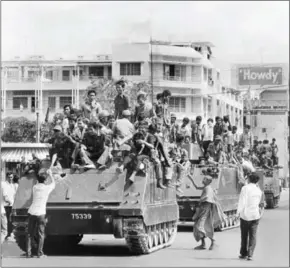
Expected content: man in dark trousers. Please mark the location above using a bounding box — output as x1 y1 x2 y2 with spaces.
114 80 130 119
236 172 263 261
26 169 55 258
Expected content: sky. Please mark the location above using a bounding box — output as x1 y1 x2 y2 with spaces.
2 1 289 84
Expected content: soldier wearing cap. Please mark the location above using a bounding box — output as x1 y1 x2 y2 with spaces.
207 135 224 163
45 125 76 169
114 80 130 120
133 91 154 123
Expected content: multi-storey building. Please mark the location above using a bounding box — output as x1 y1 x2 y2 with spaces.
1 41 243 128
231 63 289 177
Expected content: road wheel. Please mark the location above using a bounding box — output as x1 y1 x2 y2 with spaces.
266 197 274 208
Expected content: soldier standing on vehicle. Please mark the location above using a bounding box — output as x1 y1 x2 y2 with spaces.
240 125 253 151
114 80 130 120
81 90 102 121
26 169 55 258
270 138 279 165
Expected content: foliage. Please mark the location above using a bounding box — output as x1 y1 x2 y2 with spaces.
1 79 153 143
82 78 153 113
1 117 37 143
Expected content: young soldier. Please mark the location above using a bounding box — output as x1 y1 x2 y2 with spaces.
81 90 102 121
133 92 154 123
114 80 130 120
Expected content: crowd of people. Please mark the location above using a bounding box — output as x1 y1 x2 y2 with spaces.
1 79 283 260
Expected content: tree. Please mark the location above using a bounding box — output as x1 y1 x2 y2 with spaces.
82 78 153 113
1 117 37 143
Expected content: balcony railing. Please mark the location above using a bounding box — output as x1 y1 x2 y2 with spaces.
163 75 187 82
5 75 112 84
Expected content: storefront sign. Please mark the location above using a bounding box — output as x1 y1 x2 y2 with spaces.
238 66 283 86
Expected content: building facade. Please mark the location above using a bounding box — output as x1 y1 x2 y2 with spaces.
231 63 289 177
1 41 243 129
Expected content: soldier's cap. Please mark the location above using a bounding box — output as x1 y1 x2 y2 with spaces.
53 125 62 132
38 168 48 176
214 135 222 141
99 110 109 118
122 110 131 116
171 113 177 118
137 91 147 99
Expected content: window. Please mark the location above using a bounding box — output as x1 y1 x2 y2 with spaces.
207 97 212 115
62 70 70 81
46 71 53 80
88 67 104 77
217 72 220 81
169 97 186 113
72 70 83 76
59 96 72 108
7 68 19 79
120 63 141 76
13 97 28 109
48 97 56 111
13 91 34 96
27 71 37 81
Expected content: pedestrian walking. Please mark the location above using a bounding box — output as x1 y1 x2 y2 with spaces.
1 188 8 245
188 175 225 250
1 172 18 241
26 169 56 258
236 172 263 261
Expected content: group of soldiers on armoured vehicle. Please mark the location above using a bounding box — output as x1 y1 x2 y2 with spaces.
19 79 280 194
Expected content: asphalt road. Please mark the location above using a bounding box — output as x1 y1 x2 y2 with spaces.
2 190 289 267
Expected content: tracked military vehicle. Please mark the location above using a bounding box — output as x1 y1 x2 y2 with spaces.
178 164 243 231
256 167 281 209
11 152 179 255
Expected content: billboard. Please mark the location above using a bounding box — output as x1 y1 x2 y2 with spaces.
238 66 283 86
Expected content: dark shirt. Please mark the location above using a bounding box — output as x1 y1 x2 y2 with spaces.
83 132 105 156
213 123 227 138
47 134 73 158
207 142 223 162
132 132 156 156
114 94 130 119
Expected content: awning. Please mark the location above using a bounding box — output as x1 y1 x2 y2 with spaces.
1 148 49 163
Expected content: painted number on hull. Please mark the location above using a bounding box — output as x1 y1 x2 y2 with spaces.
71 213 92 220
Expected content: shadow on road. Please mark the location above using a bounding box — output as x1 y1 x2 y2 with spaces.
46 243 132 257
178 225 193 232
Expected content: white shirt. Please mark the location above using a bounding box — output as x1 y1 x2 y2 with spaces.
113 118 135 139
237 183 262 221
201 124 214 141
1 181 18 207
28 182 55 216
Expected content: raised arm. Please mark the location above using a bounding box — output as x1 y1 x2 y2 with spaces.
187 174 204 190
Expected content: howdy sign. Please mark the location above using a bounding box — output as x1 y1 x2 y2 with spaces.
238 67 283 86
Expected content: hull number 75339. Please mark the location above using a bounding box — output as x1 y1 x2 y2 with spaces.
71 213 92 220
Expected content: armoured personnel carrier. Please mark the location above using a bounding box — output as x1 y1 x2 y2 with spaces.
256 167 281 209
178 164 243 231
11 152 179 255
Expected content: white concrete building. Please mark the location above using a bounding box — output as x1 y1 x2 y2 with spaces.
1 41 243 128
231 63 289 177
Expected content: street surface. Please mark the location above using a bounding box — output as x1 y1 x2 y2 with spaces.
2 190 289 267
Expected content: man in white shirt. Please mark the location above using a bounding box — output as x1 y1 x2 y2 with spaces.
2 172 18 241
113 110 135 148
240 125 253 151
201 118 214 155
1 189 8 244
237 172 263 261
26 169 55 258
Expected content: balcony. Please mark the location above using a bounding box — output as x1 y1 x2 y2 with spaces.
4 75 112 91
